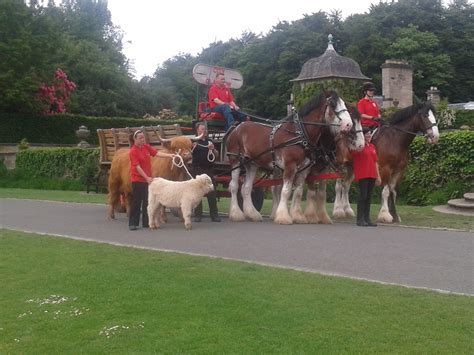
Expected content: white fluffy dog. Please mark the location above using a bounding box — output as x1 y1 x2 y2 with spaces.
148 174 214 230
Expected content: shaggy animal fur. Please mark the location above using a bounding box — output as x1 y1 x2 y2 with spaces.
147 174 214 230
107 136 193 220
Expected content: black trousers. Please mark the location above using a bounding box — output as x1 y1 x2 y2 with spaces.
357 178 376 223
192 166 219 218
129 181 149 228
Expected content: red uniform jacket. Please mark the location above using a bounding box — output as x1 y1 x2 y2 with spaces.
129 144 157 183
351 143 378 181
358 98 381 127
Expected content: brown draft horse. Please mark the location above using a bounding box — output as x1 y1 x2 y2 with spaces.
333 101 439 223
225 90 354 224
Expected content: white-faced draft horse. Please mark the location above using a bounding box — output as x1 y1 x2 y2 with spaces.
225 90 354 224
333 101 439 223
289 105 365 224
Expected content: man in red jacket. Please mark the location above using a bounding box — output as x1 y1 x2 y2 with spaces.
208 73 246 131
351 127 381 227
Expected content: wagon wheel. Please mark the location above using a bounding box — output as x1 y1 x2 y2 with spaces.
237 187 265 212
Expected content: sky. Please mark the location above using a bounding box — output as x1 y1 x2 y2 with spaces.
107 0 381 79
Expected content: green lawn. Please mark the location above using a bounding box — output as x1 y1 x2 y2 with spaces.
1 230 472 353
1 188 472 231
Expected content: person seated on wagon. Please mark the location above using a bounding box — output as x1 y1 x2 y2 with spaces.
208 73 247 131
358 82 382 128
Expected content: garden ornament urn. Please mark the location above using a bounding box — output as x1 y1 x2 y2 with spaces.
76 125 91 148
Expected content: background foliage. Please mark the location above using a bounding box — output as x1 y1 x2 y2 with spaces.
0 0 472 119
398 130 474 205
0 113 192 145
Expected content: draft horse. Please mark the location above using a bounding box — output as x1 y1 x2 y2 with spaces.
333 101 439 223
296 105 365 224
226 90 354 224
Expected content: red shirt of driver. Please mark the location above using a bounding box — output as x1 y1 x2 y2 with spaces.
208 84 234 109
129 144 157 183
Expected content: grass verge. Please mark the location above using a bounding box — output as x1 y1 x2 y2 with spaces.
1 230 472 353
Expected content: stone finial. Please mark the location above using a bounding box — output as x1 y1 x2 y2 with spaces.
327 34 335 51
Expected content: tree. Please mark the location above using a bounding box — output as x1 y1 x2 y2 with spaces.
387 25 454 97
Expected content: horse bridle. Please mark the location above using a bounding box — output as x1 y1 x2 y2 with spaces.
382 111 437 137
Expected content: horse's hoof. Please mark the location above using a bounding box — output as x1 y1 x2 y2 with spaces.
332 209 346 219
274 218 293 225
292 215 308 224
318 216 333 224
377 211 393 223
344 208 355 218
305 215 320 224
248 213 263 222
229 209 246 221
185 224 192 230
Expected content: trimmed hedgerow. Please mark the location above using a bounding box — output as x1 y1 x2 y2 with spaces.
398 130 474 205
15 147 99 182
0 113 193 145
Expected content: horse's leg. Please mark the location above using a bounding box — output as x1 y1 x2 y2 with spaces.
316 180 332 224
242 165 263 221
271 184 282 220
290 172 309 224
270 170 282 220
377 185 393 223
274 166 296 225
228 165 246 221
341 170 355 217
333 178 345 218
304 181 319 223
388 175 401 223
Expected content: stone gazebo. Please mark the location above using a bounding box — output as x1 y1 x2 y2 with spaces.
291 34 370 106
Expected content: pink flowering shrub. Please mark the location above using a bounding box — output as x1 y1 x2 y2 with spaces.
39 69 77 115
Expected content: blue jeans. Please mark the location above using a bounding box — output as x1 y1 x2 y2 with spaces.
209 104 247 131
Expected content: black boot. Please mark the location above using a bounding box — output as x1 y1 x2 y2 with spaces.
364 196 377 227
208 190 221 222
356 199 368 226
194 201 202 222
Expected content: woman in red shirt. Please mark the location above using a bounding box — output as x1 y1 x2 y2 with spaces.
128 130 174 231
351 127 381 227
357 82 382 128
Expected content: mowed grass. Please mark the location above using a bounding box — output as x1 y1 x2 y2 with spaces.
1 230 472 353
1 188 472 231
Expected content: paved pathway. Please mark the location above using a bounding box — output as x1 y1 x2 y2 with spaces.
1 198 473 295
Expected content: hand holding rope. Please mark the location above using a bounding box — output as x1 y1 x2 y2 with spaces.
172 152 194 180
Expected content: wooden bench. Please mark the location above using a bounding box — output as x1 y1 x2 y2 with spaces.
91 124 187 192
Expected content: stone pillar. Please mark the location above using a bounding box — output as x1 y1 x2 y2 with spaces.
426 86 441 106
381 60 413 109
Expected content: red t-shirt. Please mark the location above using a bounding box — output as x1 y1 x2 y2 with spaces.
358 98 381 127
208 84 234 108
129 144 157 183
351 143 378 181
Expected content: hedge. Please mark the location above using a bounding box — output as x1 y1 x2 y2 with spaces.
398 130 474 205
15 147 100 183
0 113 193 146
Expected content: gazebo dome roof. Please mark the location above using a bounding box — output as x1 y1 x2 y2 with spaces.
291 34 370 82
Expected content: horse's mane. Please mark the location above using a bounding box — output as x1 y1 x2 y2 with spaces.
388 102 436 125
298 91 339 117
347 103 361 121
